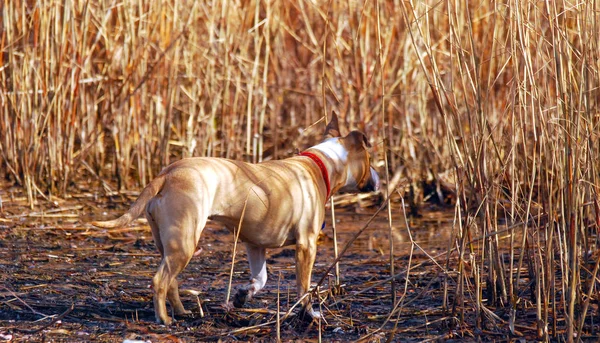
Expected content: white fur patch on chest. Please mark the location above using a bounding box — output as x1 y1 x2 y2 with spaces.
311 138 348 163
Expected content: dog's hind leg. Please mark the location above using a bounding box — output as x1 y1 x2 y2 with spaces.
149 207 207 325
152 253 182 324
167 278 190 315
233 244 267 308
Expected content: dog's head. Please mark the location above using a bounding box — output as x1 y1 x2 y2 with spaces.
317 113 380 194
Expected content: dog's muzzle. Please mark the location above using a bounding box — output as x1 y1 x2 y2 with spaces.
361 167 380 192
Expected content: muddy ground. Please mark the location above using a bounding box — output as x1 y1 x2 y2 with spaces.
0 181 546 342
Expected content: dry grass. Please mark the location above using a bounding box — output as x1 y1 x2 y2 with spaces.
1 0 600 340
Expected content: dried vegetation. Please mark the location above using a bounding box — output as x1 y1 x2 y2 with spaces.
1 0 600 341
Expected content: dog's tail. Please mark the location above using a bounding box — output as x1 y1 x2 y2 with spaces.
91 174 166 228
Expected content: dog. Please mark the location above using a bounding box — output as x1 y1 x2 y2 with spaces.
92 113 380 325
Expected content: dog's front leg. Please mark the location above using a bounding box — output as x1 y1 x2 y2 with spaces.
295 232 320 320
233 243 267 308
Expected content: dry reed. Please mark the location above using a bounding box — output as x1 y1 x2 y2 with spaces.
1 0 599 340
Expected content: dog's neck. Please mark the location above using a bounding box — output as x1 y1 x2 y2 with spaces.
306 138 350 195
298 151 331 199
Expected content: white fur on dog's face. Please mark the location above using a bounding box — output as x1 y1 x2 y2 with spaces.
312 137 377 192
312 138 348 163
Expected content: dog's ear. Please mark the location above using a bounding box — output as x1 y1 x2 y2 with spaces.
323 112 341 139
346 130 371 150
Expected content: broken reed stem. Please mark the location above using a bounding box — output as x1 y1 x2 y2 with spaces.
374 0 396 308
330 197 340 287
14 303 75 334
318 288 322 343
276 271 281 343
225 189 252 305
1 286 50 318
321 0 339 288
226 292 312 336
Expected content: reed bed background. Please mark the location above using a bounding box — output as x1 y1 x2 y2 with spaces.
1 0 599 340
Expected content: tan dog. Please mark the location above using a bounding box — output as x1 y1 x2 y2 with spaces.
92 114 380 325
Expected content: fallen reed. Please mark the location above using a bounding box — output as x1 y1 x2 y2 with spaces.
1 0 599 340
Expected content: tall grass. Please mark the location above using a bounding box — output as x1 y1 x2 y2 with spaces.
1 0 599 339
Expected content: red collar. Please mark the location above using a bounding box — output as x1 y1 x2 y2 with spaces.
299 151 331 200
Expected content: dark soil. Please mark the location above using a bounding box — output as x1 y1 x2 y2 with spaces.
0 182 539 342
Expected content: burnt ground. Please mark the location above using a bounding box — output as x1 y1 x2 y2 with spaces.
0 182 548 342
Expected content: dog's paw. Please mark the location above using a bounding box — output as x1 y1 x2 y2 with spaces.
233 287 253 308
310 309 322 319
175 309 193 316
157 316 173 326
222 301 236 313
298 306 322 322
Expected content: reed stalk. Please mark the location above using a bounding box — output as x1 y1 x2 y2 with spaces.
1 0 599 338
